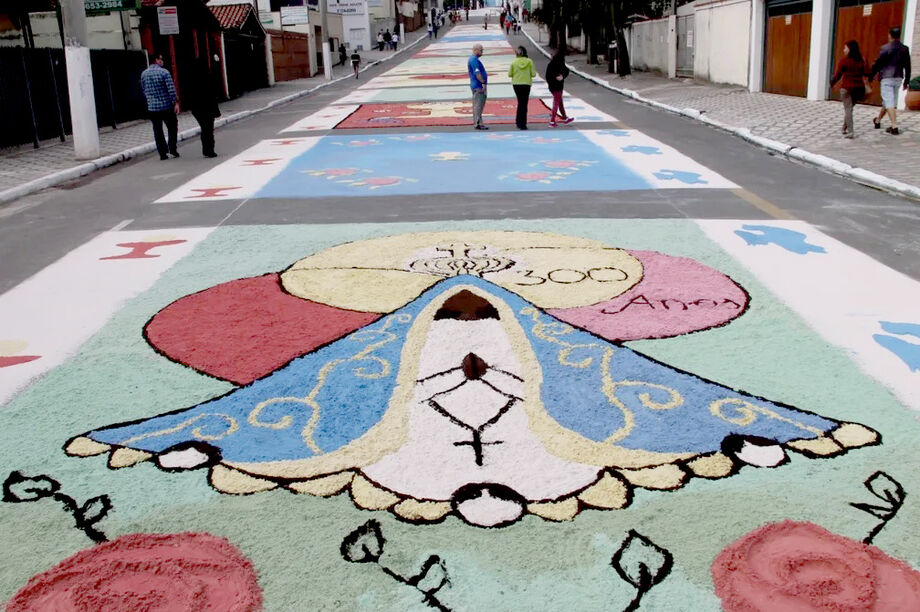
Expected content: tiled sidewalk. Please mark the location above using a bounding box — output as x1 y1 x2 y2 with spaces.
524 24 920 191
0 28 427 198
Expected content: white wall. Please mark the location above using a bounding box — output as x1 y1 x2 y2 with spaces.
628 18 670 74
9 11 141 50
693 0 751 86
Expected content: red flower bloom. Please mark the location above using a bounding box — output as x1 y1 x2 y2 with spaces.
712 520 920 611
7 532 262 611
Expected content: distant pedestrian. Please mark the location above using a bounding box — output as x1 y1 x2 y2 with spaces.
483 14 488 29
546 48 574 127
391 32 399 51
351 50 361 79
468 43 488 130
384 29 392 49
140 53 179 160
508 45 536 129
338 43 347 66
185 60 221 157
377 31 385 51
434 22 439 38
465 8 469 21
428 22 434 39
505 16 511 36
869 27 912 135
830 40 870 139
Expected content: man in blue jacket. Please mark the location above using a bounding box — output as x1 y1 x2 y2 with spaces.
468 44 488 130
870 27 912 135
140 54 180 160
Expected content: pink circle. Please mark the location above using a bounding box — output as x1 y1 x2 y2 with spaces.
548 250 749 340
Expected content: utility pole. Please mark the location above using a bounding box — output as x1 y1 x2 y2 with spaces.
320 0 332 80
60 0 100 159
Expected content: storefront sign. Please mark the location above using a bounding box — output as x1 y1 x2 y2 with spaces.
157 6 179 35
328 0 367 15
280 6 310 25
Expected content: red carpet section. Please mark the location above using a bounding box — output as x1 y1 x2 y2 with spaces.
144 274 379 384
337 99 552 129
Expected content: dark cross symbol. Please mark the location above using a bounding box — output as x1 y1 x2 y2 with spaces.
241 158 283 166
184 187 241 199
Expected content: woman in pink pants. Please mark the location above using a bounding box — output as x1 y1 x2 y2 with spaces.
545 49 574 127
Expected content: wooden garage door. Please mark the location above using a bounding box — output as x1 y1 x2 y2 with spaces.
832 0 905 105
764 4 813 97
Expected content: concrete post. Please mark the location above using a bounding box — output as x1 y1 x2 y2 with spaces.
60 0 100 160
667 14 677 79
264 33 275 86
748 0 764 92
220 32 230 98
400 22 405 46
806 0 833 100
320 0 332 80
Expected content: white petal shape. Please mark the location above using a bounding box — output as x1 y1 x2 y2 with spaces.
734 441 787 467
157 447 211 470
454 490 524 527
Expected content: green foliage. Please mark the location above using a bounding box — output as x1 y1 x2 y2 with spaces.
909 76 920 91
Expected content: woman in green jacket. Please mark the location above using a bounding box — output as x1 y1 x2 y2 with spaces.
508 46 537 129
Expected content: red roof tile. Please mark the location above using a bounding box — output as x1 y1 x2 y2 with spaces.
209 3 253 29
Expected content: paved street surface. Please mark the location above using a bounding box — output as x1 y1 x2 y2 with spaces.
2 18 920 611
524 22 920 190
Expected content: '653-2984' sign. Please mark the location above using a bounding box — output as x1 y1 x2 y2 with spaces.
85 0 140 15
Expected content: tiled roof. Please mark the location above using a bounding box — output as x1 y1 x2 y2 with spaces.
209 3 253 29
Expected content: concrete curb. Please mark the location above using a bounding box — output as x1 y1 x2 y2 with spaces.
0 33 428 206
523 28 920 202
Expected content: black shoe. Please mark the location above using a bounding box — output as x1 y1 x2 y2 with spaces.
518 126 528 130
873 118 881 129
160 155 169 160
885 127 900 135
204 152 218 158
475 125 489 130
169 151 180 158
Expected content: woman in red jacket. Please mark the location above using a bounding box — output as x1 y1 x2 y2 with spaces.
830 40 872 139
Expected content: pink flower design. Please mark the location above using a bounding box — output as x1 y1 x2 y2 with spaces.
7 533 262 612
515 172 550 182
543 160 578 168
323 168 359 177
712 521 920 611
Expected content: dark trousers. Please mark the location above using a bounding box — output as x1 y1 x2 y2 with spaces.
149 110 178 157
513 84 530 128
192 111 215 155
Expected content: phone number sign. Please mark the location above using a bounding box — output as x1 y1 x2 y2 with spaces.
85 0 140 14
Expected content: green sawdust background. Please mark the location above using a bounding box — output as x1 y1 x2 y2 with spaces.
1 219 917 611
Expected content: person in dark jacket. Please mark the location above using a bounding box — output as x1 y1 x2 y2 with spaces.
830 40 871 139
186 60 221 158
546 48 574 127
869 27 912 135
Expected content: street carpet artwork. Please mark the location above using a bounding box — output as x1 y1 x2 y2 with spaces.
155 130 737 202
2 220 920 610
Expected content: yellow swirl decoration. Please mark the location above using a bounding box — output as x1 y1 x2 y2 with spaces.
521 306 598 367
709 398 824 434
243 313 412 455
120 413 239 445
523 307 684 444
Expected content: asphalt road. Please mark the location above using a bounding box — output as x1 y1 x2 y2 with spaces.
1 27 919 295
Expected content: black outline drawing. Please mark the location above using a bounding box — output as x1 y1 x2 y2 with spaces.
850 471 906 544
341 520 451 611
611 530 674 612
2 471 111 543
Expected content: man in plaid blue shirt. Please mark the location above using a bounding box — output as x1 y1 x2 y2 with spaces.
141 54 180 160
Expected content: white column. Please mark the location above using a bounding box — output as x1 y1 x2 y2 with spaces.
61 0 100 160
667 14 677 79
749 0 764 92
264 33 275 86
806 0 833 100
220 32 230 98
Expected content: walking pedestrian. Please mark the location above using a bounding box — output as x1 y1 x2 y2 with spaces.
508 45 536 129
391 31 399 51
468 43 488 130
186 60 221 157
351 49 361 79
428 22 434 39
377 31 385 51
505 16 512 36
140 53 179 160
434 22 440 38
546 48 574 127
869 27 912 135
338 43 347 67
830 40 871 139
483 14 488 30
